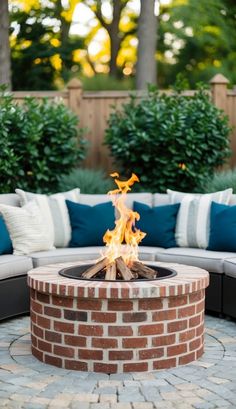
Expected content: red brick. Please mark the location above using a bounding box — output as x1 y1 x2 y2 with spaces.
30 311 37 324
38 339 52 353
45 330 62 343
138 324 164 336
138 299 163 310
31 300 43 314
153 358 176 370
94 363 117 374
123 337 148 349
92 338 118 349
77 299 102 310
196 323 204 337
178 305 195 318
64 310 87 321
167 320 187 333
179 351 195 365
44 306 61 318
189 290 204 303
139 348 164 360
123 312 147 323
109 350 133 360
196 300 205 313
189 337 202 351
37 292 50 304
65 360 88 371
108 326 133 337
152 310 176 321
189 314 201 328
123 362 148 372
54 345 75 358
37 316 51 329
91 312 116 323
30 289 36 300
54 321 74 333
65 335 87 347
108 300 133 311
32 346 43 361
79 324 103 337
179 329 195 342
32 324 43 338
196 345 204 359
45 354 62 368
52 295 73 308
167 343 187 356
31 334 37 347
168 295 187 308
152 334 176 347
78 349 103 360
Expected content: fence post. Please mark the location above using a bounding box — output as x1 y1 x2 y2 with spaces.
210 73 229 113
67 78 83 116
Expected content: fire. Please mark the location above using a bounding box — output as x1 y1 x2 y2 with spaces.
103 172 146 266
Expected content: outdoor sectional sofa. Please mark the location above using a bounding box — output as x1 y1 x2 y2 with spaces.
1 192 236 321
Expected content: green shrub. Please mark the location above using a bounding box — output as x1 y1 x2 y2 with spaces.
105 83 231 193
0 88 86 193
201 168 236 193
59 168 114 194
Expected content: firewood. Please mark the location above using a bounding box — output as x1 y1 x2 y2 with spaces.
116 256 134 280
105 263 117 280
131 261 157 279
82 257 109 279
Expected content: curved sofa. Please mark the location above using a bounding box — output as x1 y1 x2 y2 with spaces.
1 192 236 321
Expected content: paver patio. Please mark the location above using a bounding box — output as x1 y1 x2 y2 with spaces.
0 315 236 408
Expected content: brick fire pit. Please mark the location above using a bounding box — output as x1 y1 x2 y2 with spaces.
28 261 209 373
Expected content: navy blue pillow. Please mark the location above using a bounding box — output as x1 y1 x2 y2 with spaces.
133 201 180 248
208 201 236 252
0 216 13 255
66 200 115 247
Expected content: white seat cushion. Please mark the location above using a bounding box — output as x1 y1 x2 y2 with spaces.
224 258 236 278
0 255 33 280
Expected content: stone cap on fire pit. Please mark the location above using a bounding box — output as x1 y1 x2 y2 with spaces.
27 261 209 300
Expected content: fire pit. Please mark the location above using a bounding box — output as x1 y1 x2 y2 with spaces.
28 173 209 372
28 261 209 373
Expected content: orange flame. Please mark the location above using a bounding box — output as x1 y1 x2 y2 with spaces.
103 173 146 266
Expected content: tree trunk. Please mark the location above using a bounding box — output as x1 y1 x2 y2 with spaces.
108 1 122 78
136 0 157 90
0 0 11 89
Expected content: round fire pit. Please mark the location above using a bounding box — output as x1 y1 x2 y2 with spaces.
28 261 209 373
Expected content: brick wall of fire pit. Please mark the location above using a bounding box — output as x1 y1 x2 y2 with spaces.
28 261 209 373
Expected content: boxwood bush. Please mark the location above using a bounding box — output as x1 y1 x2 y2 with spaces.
0 88 86 193
105 84 231 192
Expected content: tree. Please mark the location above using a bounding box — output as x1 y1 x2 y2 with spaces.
136 0 157 89
0 0 11 88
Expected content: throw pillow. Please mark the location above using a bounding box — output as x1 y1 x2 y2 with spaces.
0 201 54 255
0 216 13 255
167 188 233 248
15 188 80 248
66 200 115 247
133 201 180 248
208 202 236 252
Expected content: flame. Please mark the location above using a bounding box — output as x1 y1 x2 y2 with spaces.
103 173 146 266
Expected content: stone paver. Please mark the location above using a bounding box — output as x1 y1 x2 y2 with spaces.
0 315 235 408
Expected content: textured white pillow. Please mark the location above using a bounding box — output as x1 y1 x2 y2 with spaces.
0 201 54 255
167 188 233 249
15 188 80 248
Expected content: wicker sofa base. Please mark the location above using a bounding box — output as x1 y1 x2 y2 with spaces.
0 275 30 321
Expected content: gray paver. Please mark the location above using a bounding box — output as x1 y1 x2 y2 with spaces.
0 315 235 409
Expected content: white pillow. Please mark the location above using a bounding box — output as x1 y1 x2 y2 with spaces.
0 201 54 255
15 188 80 248
167 188 233 248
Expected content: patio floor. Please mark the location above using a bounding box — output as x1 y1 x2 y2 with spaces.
0 315 236 409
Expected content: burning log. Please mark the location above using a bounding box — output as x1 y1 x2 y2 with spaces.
130 261 156 279
105 262 116 280
116 256 134 280
82 257 109 279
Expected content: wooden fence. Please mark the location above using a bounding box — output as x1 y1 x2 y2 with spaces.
12 73 236 172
